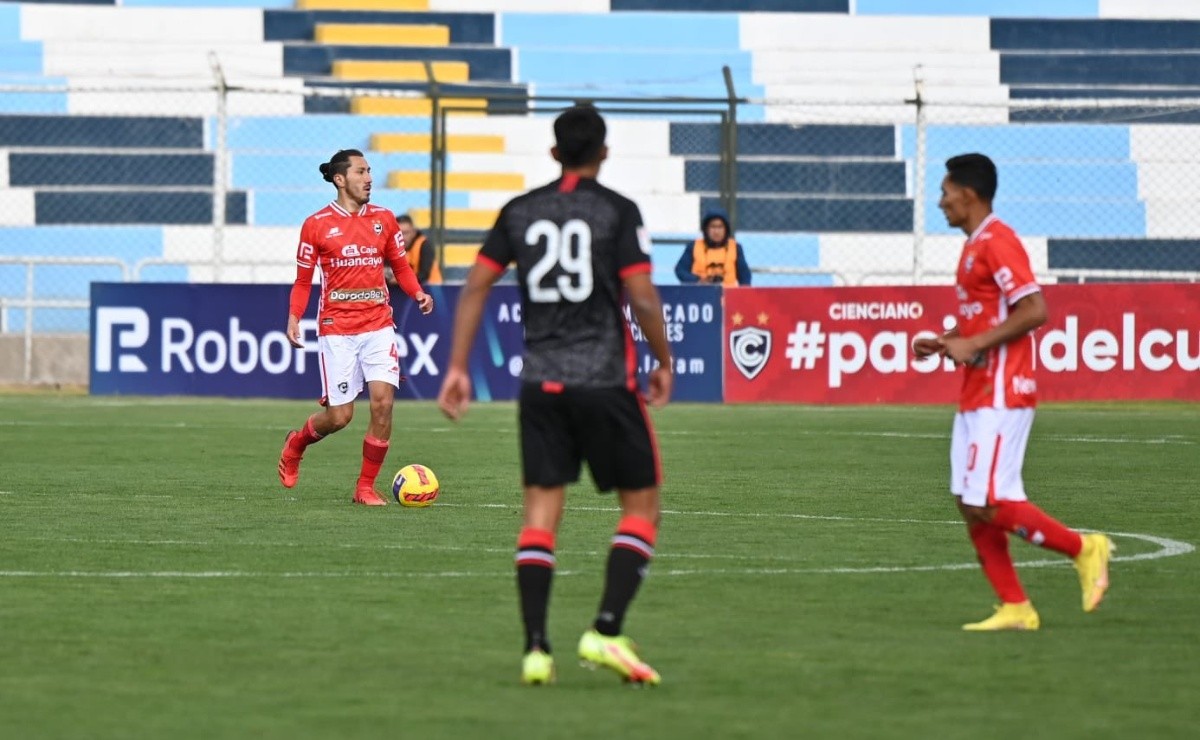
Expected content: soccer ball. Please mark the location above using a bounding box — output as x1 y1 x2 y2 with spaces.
391 464 439 507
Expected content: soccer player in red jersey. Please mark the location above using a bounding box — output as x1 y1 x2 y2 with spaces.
277 149 434 506
437 106 673 685
913 153 1114 630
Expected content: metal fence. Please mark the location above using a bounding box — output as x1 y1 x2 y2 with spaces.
3 76 1200 346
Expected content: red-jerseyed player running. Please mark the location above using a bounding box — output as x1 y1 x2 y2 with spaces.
913 153 1113 630
278 149 434 506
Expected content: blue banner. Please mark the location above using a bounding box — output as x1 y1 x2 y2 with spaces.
633 285 723 402
90 283 724 401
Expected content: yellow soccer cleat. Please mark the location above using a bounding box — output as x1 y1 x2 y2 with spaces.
577 629 661 685
962 601 1040 631
521 649 555 686
1074 533 1115 612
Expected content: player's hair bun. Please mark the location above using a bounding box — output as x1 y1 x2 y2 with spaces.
319 162 333 182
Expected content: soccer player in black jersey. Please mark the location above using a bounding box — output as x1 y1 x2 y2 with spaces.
437 105 673 686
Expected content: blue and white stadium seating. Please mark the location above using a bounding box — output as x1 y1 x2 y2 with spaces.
2 0 1199 331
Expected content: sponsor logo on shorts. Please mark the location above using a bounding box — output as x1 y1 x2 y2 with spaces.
338 381 349 394
328 288 387 303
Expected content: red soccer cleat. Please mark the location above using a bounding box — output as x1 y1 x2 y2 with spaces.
353 486 387 506
278 430 302 489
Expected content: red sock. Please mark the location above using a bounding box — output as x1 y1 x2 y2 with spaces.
292 416 323 452
357 435 389 489
614 515 658 554
968 522 1027 604
991 501 1083 557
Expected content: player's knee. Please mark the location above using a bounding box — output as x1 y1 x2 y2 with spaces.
522 485 565 531
326 406 354 431
620 486 660 524
956 499 992 526
371 399 393 422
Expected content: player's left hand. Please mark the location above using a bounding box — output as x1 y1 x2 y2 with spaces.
645 365 673 407
940 336 984 365
911 336 943 358
416 291 434 315
285 315 303 349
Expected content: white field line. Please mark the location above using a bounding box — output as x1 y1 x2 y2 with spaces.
2 502 1190 579
0 418 1190 444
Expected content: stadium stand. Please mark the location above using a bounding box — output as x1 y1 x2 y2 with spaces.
2 0 1200 338
995 18 1200 115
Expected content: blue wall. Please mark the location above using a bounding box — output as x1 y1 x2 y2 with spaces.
10 153 214 187
688 161 905 195
0 115 203 148
991 19 1200 49
501 13 740 50
0 41 42 74
264 10 494 43
707 196 912 232
283 44 512 81
613 0 847 10
36 192 247 226
673 123 896 157
231 152 429 188
859 0 1096 16
0 4 19 40
900 124 1129 160
221 115 428 151
1049 240 1200 271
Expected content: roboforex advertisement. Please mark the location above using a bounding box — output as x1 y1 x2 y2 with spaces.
89 283 723 402
90 283 450 400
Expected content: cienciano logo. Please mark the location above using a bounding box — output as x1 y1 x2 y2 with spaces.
730 326 771 380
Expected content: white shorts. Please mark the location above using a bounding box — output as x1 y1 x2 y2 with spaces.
950 407 1034 507
317 327 400 407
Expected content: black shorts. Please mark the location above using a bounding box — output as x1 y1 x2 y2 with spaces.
519 382 661 492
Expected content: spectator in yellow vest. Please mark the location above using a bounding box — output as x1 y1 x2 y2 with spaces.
674 208 751 286
387 213 443 286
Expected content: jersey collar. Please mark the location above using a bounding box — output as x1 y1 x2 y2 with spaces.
966 213 998 245
329 202 368 217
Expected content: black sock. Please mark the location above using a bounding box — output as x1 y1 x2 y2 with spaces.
594 518 656 637
516 527 556 653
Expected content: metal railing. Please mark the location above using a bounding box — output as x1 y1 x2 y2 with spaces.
4 73 1200 342
0 256 129 382
425 65 743 256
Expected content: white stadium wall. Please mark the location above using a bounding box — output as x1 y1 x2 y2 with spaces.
1099 0 1200 19
19 6 265 43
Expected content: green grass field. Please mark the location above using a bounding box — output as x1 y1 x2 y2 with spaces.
1 394 1197 739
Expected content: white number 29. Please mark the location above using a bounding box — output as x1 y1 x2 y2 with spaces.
525 219 593 303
